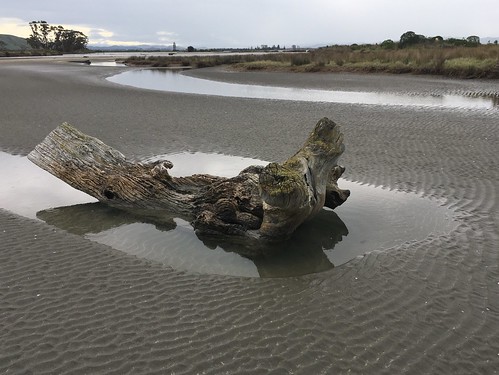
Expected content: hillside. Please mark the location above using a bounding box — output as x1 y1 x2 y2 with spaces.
0 34 31 50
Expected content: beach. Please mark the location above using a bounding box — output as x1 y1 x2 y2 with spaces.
1 57 499 374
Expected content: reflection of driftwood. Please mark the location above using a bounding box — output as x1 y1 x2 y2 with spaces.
37 203 348 277
253 209 349 277
200 208 349 276
28 118 349 241
37 203 178 235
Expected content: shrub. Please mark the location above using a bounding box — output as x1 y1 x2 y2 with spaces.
237 60 288 70
380 39 396 50
291 55 311 66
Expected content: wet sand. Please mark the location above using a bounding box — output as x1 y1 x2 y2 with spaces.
1 58 499 374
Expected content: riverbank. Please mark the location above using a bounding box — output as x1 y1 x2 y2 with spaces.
1 59 499 374
124 44 499 79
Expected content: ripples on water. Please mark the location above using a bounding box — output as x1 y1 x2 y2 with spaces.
0 152 457 278
107 69 497 109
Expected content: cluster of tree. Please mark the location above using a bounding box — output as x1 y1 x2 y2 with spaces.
380 31 482 49
26 21 88 53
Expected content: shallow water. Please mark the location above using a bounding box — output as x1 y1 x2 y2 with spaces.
0 151 457 277
89 61 125 67
108 69 497 109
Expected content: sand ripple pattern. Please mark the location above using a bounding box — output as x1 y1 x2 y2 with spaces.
1 62 499 374
2 173 499 375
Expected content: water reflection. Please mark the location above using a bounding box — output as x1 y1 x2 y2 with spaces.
89 61 125 67
0 151 458 278
37 203 349 278
199 208 349 277
108 69 497 109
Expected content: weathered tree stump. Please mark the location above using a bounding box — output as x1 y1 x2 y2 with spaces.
28 117 350 241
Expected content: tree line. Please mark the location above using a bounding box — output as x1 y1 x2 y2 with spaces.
27 21 88 53
379 31 485 50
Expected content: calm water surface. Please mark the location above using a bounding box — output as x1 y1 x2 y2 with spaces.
0 151 457 277
90 61 126 67
108 69 497 109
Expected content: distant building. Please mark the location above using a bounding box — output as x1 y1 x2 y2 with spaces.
173 42 176 51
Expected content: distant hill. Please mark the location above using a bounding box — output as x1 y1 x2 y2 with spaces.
0 34 31 50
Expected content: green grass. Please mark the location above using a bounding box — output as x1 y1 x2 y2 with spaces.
443 57 498 78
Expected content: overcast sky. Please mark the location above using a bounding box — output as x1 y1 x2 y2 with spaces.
1 0 498 48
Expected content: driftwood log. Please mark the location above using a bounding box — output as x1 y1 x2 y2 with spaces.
28 117 350 242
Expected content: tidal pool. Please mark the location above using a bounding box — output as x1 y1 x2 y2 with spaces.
0 151 457 278
108 69 497 109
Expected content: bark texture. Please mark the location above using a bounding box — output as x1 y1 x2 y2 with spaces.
28 117 350 241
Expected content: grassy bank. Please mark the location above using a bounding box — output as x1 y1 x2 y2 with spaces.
125 45 499 79
304 45 499 78
0 49 62 57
